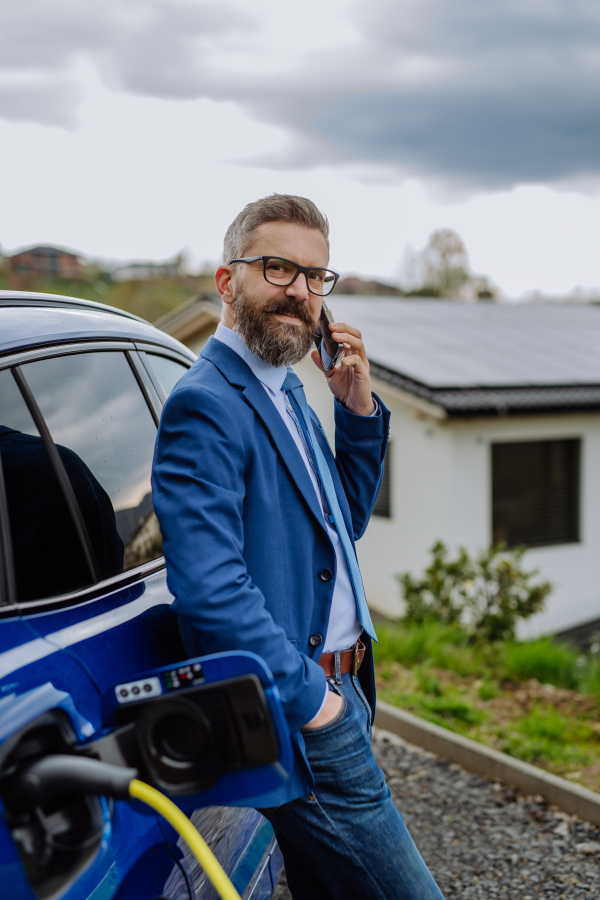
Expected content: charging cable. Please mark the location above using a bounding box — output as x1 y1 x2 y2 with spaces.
2 756 242 900
129 778 242 900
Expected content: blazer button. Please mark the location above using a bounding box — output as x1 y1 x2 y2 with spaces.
309 634 323 647
319 568 333 582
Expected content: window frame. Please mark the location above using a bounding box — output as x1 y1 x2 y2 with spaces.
0 340 190 617
134 342 195 404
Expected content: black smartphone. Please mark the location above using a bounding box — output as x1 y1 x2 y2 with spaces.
315 299 344 371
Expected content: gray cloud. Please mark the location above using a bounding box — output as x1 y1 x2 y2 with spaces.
0 0 255 124
1 0 600 191
314 82 600 188
0 78 80 127
312 0 600 188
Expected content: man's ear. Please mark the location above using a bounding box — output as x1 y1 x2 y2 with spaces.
215 265 234 305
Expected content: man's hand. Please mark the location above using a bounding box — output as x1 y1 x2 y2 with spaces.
310 319 376 416
301 689 344 731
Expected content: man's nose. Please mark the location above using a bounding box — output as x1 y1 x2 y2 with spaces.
285 272 310 301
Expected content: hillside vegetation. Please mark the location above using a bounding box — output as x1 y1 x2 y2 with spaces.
0 272 214 324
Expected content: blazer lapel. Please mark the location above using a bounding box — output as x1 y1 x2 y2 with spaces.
201 338 327 531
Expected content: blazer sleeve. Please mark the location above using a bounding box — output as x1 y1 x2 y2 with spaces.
332 392 391 540
152 381 327 734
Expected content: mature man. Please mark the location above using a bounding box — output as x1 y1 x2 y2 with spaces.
152 195 444 900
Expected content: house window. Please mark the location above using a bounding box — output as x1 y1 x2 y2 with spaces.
492 439 580 547
373 446 391 518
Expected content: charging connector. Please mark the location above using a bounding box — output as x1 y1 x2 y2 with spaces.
2 754 136 813
1 755 242 900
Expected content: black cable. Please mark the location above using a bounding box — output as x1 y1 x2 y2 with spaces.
156 813 194 900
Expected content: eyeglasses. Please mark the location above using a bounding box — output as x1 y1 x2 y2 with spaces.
229 256 339 297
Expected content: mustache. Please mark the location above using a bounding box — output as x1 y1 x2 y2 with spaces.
261 299 318 329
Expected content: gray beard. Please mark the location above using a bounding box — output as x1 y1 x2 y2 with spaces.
232 287 317 368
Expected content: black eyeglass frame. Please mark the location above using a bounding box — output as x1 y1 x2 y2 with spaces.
228 256 340 297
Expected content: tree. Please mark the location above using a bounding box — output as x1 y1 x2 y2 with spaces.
421 229 470 298
401 228 486 299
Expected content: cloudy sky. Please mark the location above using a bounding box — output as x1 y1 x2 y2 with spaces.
1 0 600 297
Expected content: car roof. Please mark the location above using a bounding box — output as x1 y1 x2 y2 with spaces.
0 290 196 360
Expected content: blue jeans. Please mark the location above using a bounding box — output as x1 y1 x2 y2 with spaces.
259 673 445 900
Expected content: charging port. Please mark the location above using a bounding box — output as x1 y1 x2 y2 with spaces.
0 710 105 900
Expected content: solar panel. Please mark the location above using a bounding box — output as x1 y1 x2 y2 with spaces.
328 298 600 388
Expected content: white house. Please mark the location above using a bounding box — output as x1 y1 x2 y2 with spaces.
156 297 600 640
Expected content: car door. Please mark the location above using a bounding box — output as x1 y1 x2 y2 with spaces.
0 341 191 900
0 339 280 900
2 344 185 697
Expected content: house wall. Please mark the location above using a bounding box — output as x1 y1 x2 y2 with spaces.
301 361 600 638
449 414 600 638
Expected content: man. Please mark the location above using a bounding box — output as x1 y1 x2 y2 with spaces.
152 195 444 899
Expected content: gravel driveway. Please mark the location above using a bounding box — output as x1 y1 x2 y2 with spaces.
273 727 600 899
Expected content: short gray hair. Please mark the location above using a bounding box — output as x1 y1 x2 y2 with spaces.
223 194 330 263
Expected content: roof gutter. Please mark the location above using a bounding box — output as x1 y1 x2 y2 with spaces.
369 360 600 418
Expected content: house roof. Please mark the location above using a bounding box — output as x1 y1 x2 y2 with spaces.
10 245 80 259
327 298 600 417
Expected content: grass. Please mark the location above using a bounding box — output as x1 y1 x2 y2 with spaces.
373 621 600 792
502 637 579 689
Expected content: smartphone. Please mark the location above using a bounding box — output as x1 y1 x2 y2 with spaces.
315 299 344 371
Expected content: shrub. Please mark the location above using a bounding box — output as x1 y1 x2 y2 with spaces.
397 541 552 642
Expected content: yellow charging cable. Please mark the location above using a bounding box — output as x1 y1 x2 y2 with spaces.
129 778 242 900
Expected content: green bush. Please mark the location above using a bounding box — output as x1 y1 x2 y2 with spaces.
397 541 552 642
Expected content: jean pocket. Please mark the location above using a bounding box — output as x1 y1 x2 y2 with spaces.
301 693 348 736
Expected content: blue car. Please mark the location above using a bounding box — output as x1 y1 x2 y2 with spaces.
0 290 284 900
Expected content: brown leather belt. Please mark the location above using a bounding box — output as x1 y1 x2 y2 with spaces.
317 639 365 679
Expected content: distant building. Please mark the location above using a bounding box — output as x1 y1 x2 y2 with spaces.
8 245 85 280
112 253 185 282
158 295 600 640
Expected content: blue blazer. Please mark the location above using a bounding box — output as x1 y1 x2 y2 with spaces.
152 337 390 806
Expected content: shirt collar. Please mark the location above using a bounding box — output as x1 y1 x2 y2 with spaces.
215 323 288 394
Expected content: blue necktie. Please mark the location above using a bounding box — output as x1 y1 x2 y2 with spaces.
281 370 377 642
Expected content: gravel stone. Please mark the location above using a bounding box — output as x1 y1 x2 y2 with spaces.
273 726 600 899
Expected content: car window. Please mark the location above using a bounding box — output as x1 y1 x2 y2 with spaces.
21 351 162 575
146 354 190 397
0 368 94 602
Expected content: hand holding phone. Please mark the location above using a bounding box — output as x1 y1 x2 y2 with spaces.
314 300 344 371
